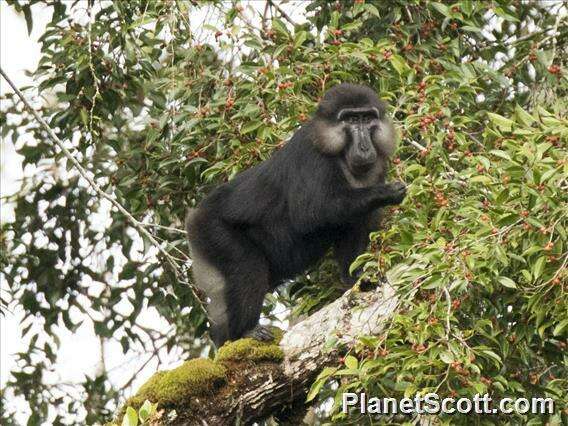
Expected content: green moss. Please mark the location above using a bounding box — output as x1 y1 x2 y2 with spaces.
127 358 227 408
215 328 284 363
119 328 285 420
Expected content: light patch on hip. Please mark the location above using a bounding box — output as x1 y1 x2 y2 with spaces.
188 242 228 328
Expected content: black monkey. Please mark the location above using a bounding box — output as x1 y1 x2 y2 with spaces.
186 83 406 347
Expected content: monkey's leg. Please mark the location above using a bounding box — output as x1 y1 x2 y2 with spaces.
334 210 383 287
200 217 272 344
224 246 271 342
334 226 369 287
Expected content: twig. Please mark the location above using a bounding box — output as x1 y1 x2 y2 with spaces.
86 2 100 140
141 222 187 234
0 66 205 313
121 339 169 391
405 138 427 152
267 0 297 27
262 1 269 32
442 286 452 340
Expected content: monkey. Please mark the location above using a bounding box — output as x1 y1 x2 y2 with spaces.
186 83 406 347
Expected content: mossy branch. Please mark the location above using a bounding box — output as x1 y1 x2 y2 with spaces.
119 283 398 425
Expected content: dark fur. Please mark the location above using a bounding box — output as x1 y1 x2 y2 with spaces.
186 83 406 347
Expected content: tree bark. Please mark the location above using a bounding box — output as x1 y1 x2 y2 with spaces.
182 283 398 425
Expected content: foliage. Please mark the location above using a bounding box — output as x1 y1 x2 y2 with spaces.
1 0 566 424
116 400 158 426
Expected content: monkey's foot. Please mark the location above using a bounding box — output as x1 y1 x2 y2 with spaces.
358 278 377 292
244 324 274 342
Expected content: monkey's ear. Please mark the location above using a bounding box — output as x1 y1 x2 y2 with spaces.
313 121 346 155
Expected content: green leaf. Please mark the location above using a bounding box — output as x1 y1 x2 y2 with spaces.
122 407 138 426
432 2 450 17
536 50 554 67
469 175 492 184
306 367 336 402
552 319 568 336
440 351 454 364
306 378 324 402
22 5 33 35
490 150 511 161
462 26 481 33
294 31 307 48
515 104 535 126
487 112 514 132
138 400 155 422
390 55 409 76
344 355 358 370
241 121 263 135
271 18 289 37
498 276 517 289
80 108 89 128
532 256 546 281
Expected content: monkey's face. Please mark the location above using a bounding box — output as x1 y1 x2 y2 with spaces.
311 84 396 187
314 105 395 186
339 107 394 177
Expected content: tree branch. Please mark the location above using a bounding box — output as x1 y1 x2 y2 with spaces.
144 283 398 425
0 67 205 312
267 0 298 27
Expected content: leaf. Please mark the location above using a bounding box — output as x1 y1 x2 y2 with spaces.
80 108 89 128
306 367 336 402
470 175 492 185
552 319 568 336
344 355 358 370
138 400 155 422
462 25 481 33
349 253 373 275
440 351 454 364
294 31 307 48
306 378 325 402
240 121 263 135
532 256 546 281
432 2 450 17
487 112 514 132
271 18 289 37
498 276 517 289
122 407 138 426
364 3 380 18
515 104 535 126
490 150 511 161
22 5 33 35
536 50 554 67
390 55 409 76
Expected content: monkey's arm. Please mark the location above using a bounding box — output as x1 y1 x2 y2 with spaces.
291 181 405 233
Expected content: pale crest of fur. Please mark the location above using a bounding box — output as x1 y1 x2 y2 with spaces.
374 118 396 157
314 121 346 154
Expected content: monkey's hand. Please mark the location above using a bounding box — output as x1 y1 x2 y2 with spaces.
378 181 407 205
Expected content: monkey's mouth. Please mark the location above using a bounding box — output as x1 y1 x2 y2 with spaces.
349 160 374 176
